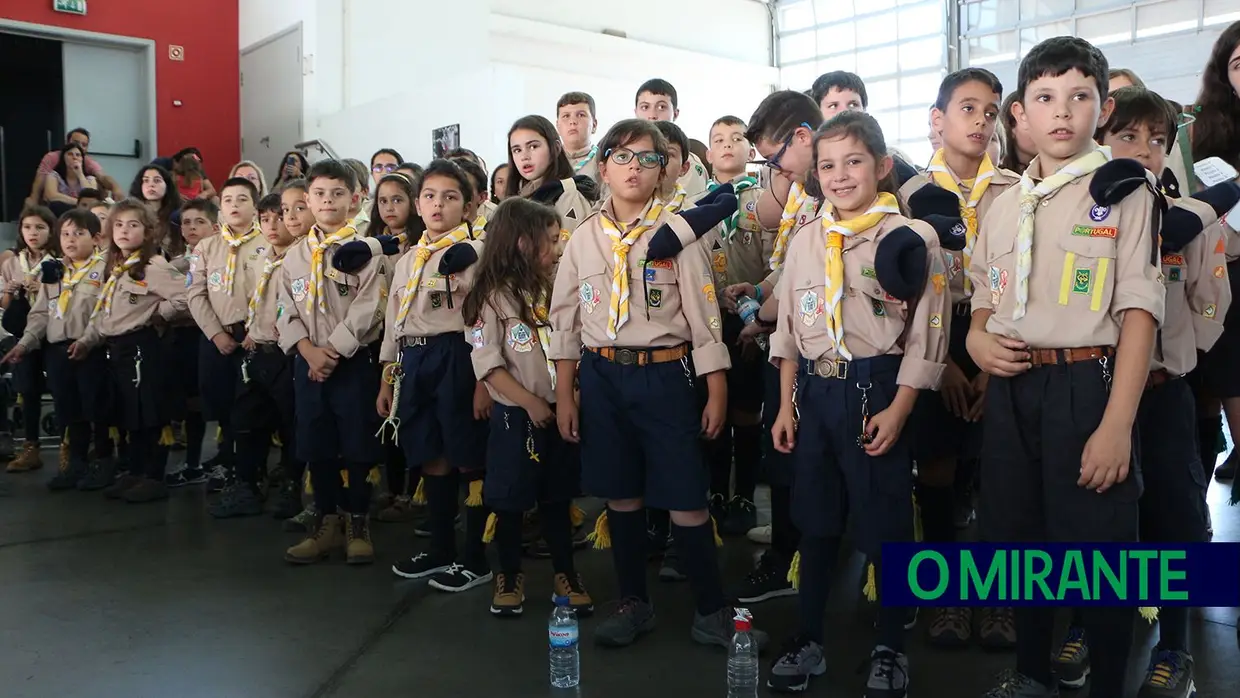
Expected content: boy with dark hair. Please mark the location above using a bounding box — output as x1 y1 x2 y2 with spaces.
277 159 388 564
76 188 104 209
449 156 492 228
912 66 1021 649
634 78 709 197
966 37 1164 698
557 91 601 181
810 70 868 117
342 158 372 229
187 177 265 512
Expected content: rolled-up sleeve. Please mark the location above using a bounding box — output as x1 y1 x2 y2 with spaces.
897 227 950 390
676 240 730 375
1111 188 1165 327
548 236 583 361
769 273 798 365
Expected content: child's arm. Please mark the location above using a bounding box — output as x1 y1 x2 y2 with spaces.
1188 224 1230 351
200 178 217 201
769 267 799 453
895 239 949 391
674 240 730 376
378 262 404 365
276 259 310 356
186 243 229 348
3 284 48 363
965 210 1031 376
147 258 190 321
548 237 583 442
328 257 387 359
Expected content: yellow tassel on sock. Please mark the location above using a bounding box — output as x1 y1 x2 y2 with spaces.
570 504 586 528
15 394 21 406
586 510 611 549
215 425 223 442
109 426 120 443
788 551 801 590
482 512 498 543
1139 607 1160 623
340 469 349 488
158 425 175 446
711 516 724 547
271 433 282 447
464 479 484 507
912 493 924 543
366 466 381 486
303 469 313 495
412 477 427 505
862 562 878 602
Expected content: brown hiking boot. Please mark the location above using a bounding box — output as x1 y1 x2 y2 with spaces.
377 495 419 523
122 478 169 503
58 440 70 472
553 572 594 617
103 473 143 499
345 515 374 565
6 442 41 473
490 573 525 617
285 514 344 564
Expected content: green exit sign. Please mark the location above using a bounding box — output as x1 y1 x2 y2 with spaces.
53 0 86 15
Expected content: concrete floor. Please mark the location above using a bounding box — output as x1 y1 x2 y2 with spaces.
0 451 1236 698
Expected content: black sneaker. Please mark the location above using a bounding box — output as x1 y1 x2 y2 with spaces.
646 527 670 559
391 552 453 580
270 480 303 520
1138 647 1195 698
658 541 687 582
732 550 797 604
1216 451 1236 480
48 458 89 491
768 635 826 693
984 669 1060 697
1052 626 1089 689
594 597 656 647
165 466 207 488
428 562 493 593
720 496 758 536
862 646 909 698
208 483 264 518
77 459 116 491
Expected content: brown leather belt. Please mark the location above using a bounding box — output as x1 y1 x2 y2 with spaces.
586 343 689 366
1145 369 1173 390
1027 346 1114 367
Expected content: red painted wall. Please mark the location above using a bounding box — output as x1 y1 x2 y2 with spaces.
2 1 240 185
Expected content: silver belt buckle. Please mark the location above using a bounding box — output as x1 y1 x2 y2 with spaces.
406 336 427 347
813 359 847 379
614 348 639 365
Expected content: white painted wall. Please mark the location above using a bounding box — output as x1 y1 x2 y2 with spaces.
239 0 776 177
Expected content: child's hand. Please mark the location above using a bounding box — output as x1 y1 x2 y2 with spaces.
376 382 394 418
473 382 493 421
863 404 911 457
241 335 256 352
1079 421 1131 493
525 397 554 428
557 398 580 444
702 393 726 439
967 330 1032 377
2 345 25 364
302 345 339 377
737 321 772 346
772 407 796 453
940 360 973 419
67 342 87 360
212 332 239 356
966 372 989 422
722 283 756 313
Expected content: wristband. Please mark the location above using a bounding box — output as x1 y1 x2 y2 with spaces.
754 284 764 303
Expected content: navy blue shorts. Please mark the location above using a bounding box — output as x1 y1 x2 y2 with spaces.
762 361 794 487
724 313 765 415
908 302 982 462
1138 377 1208 543
484 403 579 512
107 327 172 431
293 349 381 464
790 355 914 556
578 348 708 512
233 345 295 435
45 340 109 426
979 359 1142 543
396 334 488 469
198 324 244 421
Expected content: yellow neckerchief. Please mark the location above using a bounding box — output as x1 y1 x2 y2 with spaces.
18 249 53 281
770 181 813 270
306 223 358 314
57 250 105 318
91 251 142 319
1013 146 1111 319
472 212 488 240
819 193 901 360
525 291 556 391
395 223 472 327
246 252 285 329
219 221 261 294
599 197 667 339
662 185 688 215
928 149 994 295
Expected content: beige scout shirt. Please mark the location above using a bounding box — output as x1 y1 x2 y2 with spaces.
379 239 484 364
84 256 189 343
921 165 1021 304
187 227 266 339
968 159 1165 348
1 250 51 298
696 179 772 295
769 214 950 390
762 191 823 293
568 145 600 184
276 230 388 359
246 249 288 345
468 292 556 407
1156 220 1230 375
677 152 710 199
548 197 731 376
20 256 107 349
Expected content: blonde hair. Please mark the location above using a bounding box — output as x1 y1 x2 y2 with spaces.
228 160 269 197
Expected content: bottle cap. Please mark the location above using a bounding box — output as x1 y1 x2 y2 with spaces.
553 595 570 607
734 618 752 632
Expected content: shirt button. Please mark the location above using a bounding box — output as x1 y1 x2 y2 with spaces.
1040 200 1050 207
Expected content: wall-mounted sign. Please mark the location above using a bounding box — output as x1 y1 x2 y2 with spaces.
53 0 87 15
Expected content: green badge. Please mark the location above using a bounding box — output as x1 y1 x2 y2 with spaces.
861 266 877 279
1167 267 1182 282
1072 268 1092 294
871 298 886 317
336 282 349 296
648 288 663 308
431 292 443 309
276 302 284 319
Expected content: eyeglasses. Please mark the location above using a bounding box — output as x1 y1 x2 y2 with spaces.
372 163 398 174
750 122 811 173
604 148 665 169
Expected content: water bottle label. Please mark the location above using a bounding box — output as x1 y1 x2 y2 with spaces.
549 626 578 648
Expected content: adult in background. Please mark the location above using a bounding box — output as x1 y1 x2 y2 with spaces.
41 143 98 216
228 160 269 198
27 128 123 206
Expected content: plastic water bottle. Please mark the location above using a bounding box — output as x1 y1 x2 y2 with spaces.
737 295 769 352
727 608 759 697
549 596 580 688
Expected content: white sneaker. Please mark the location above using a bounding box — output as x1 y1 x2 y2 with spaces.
747 523 772 545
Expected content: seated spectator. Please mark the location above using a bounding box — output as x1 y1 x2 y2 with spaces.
42 143 98 216
271 150 309 190
172 147 217 201
28 128 123 206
